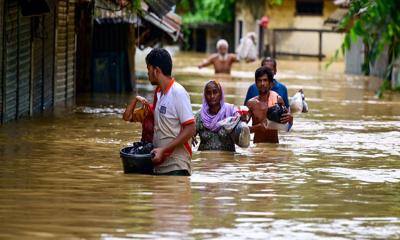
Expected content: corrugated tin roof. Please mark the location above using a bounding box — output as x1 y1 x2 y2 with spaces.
94 0 182 44
143 0 179 17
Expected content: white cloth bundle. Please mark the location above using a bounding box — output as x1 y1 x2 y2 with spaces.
266 119 290 132
218 116 250 148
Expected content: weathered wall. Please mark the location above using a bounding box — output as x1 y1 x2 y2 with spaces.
392 57 400 89
235 0 345 58
0 0 76 124
345 38 364 75
0 0 4 122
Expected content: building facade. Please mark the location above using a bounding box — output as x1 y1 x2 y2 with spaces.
0 0 181 124
0 0 77 124
235 0 345 60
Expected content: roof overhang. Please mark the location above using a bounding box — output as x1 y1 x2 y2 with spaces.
94 0 182 43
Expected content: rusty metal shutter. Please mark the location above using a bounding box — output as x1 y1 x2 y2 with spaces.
32 17 44 114
43 0 56 110
17 12 31 117
3 0 18 122
54 0 67 104
0 0 4 123
66 0 75 101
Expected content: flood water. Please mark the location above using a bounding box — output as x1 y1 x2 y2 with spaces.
1 52 400 239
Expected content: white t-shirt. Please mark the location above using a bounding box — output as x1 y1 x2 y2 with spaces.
153 79 194 174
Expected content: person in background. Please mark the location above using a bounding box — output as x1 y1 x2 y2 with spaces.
133 48 196 176
246 66 292 143
198 39 239 74
236 32 257 63
244 57 289 108
194 80 239 152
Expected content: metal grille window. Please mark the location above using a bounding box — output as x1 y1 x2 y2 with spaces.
296 0 323 16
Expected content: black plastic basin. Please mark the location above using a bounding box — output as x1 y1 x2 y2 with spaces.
120 146 153 174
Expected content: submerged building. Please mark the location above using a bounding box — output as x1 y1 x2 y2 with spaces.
235 0 345 60
0 0 181 124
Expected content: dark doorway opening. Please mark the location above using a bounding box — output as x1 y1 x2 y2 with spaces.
91 22 132 93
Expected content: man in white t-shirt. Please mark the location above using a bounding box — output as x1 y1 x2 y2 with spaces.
135 48 195 176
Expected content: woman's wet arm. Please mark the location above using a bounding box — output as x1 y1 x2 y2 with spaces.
122 98 138 121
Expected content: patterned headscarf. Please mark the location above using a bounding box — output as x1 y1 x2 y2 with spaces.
200 80 237 132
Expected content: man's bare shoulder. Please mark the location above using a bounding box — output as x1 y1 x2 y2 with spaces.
208 53 219 61
246 96 259 108
229 54 239 62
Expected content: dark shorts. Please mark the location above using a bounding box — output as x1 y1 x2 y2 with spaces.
154 170 191 176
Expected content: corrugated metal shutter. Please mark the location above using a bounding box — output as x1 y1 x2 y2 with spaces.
0 0 4 123
144 0 178 17
66 0 75 101
54 0 67 104
32 17 44 114
17 12 31 117
43 0 56 110
3 0 18 123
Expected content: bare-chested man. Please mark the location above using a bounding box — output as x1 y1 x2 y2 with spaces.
246 66 293 143
198 39 239 74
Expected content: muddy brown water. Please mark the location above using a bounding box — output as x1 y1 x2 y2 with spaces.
1 52 400 239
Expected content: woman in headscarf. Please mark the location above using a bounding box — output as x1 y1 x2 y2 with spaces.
194 80 239 151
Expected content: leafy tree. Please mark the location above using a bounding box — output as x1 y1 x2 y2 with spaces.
178 0 235 25
338 0 400 83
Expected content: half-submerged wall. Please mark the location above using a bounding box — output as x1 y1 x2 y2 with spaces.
0 0 76 124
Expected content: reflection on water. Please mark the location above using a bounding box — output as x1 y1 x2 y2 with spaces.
1 52 400 239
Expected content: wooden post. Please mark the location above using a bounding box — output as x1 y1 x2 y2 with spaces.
318 31 322 61
258 25 264 58
272 29 276 58
0 0 3 123
127 24 136 90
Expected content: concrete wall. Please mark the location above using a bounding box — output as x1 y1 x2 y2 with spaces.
345 39 390 80
370 46 389 79
392 57 400 89
234 0 262 49
345 38 364 75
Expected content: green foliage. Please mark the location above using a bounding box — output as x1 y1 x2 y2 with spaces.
375 79 392 98
179 0 236 25
338 0 400 78
268 0 284 6
130 0 142 13
180 25 192 50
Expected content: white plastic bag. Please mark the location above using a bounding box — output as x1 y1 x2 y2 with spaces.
289 89 309 114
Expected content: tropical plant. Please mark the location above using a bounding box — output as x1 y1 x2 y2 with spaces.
337 0 400 81
179 0 236 25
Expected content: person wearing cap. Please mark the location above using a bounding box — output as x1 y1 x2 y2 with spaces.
198 39 239 74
